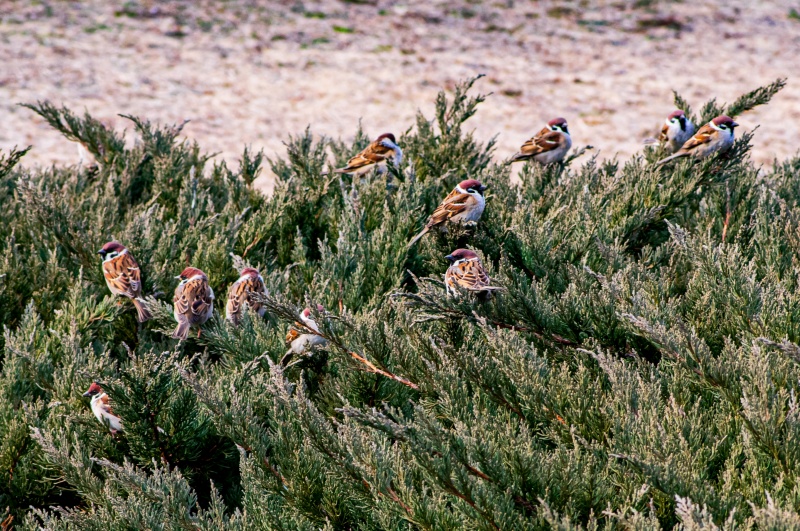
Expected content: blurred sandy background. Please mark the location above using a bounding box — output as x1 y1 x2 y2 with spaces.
1 0 799 192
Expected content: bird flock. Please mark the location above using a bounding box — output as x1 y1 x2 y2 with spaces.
84 109 740 432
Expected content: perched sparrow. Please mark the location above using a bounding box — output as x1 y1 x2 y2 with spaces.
654 110 696 153
444 248 503 299
280 305 327 366
172 267 215 340
510 117 572 164
83 382 122 434
333 133 402 176
407 179 487 248
657 115 739 166
98 241 151 322
226 267 268 325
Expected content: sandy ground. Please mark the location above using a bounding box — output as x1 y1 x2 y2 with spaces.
1 0 799 192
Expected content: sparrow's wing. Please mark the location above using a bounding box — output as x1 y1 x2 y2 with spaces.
175 279 213 325
658 122 670 143
678 123 716 152
226 279 246 321
285 324 302 346
227 277 267 321
248 277 267 314
103 252 143 297
335 141 393 173
426 191 477 228
98 393 116 417
450 260 493 291
517 129 564 157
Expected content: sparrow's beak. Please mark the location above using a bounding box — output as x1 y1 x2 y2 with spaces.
731 121 739 128
478 185 487 193
82 390 92 397
97 250 106 257
175 275 182 280
445 254 455 262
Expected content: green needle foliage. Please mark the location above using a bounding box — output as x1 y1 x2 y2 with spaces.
1 76 799 529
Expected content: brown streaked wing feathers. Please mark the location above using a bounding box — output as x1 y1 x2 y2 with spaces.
338 141 393 172
175 278 212 326
679 123 715 152
453 261 492 290
98 393 115 416
227 277 264 319
518 129 563 157
426 191 475 228
226 280 246 320
103 252 142 297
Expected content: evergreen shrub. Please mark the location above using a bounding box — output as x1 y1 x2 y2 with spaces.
2 76 799 529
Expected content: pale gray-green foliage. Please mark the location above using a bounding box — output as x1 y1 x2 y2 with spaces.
1 77 799 529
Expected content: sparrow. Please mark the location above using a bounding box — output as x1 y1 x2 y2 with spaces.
510 117 572 164
98 241 151 322
280 305 327 366
444 248 503 299
407 179 487 248
656 115 739 166
653 110 696 153
172 267 215 340
333 133 403 175
83 382 123 434
225 267 268 325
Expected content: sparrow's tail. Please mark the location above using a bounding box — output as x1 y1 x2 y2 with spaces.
509 152 529 164
172 320 190 340
406 227 430 249
132 298 152 323
656 152 687 166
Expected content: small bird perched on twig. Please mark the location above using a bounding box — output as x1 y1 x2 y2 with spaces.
656 115 738 166
172 267 214 340
98 241 151 322
332 133 402 176
225 267 268 325
407 179 487 248
645 109 695 153
510 117 572 165
444 248 503 299
280 306 327 367
83 382 123 434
